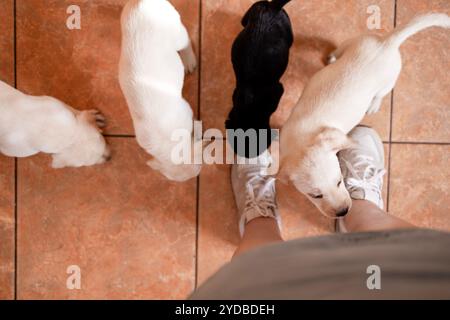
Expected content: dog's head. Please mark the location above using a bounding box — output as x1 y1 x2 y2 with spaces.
241 0 290 27
51 114 110 169
279 127 353 218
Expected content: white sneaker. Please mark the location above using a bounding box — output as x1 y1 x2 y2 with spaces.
231 152 281 237
337 126 386 232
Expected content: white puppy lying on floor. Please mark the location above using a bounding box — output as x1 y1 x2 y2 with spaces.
279 13 450 218
119 0 200 182
0 80 110 168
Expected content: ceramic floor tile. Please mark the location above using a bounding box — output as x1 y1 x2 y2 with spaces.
16 0 199 135
200 0 394 141
0 0 14 85
0 156 15 300
392 0 450 143
382 143 390 209
17 138 197 299
0 0 15 300
389 144 450 230
6 0 450 300
197 163 240 286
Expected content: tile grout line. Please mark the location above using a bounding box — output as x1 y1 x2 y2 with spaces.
386 92 393 212
103 134 135 138
13 0 17 88
390 141 450 145
194 0 203 290
194 170 200 290
13 159 17 300
386 0 397 213
13 0 18 301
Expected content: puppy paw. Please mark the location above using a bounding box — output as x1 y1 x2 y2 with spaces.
84 109 106 131
180 48 197 74
184 55 197 74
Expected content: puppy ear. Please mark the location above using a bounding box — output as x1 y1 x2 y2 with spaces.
316 127 354 153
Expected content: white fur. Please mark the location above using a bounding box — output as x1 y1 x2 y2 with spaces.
280 13 450 218
0 80 110 168
119 0 200 182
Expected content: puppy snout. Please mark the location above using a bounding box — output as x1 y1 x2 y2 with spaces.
336 207 349 217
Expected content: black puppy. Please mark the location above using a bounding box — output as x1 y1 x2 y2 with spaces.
226 0 293 158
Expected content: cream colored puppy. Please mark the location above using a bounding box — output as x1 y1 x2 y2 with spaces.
280 13 450 218
119 0 200 182
0 80 110 168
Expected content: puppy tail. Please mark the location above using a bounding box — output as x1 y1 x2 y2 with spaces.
270 0 291 10
384 13 450 48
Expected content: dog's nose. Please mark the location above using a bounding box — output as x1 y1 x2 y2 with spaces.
336 207 349 217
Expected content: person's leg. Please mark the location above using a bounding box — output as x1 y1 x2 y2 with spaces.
343 199 415 232
337 126 416 233
231 152 284 258
233 217 283 257
232 126 416 256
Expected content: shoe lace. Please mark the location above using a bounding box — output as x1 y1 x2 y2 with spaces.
341 151 385 198
243 168 277 218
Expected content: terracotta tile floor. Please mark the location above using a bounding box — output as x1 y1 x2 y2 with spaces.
0 0 449 299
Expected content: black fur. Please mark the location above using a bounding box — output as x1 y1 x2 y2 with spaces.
225 0 293 158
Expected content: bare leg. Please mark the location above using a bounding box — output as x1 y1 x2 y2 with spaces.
233 217 283 258
344 199 415 232
233 199 415 258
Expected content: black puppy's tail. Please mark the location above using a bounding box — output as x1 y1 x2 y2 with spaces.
270 0 291 10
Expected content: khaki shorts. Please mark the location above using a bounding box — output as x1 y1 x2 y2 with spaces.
191 229 450 299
